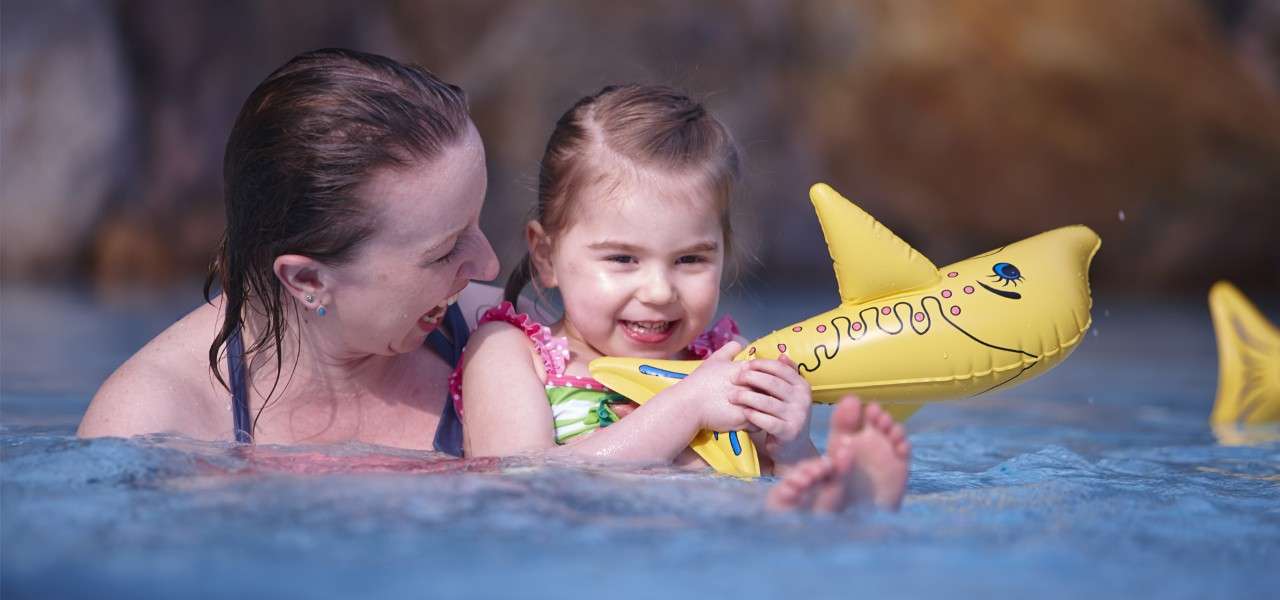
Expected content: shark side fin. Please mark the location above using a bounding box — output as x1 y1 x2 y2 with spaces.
1209 281 1280 427
810 183 941 305
588 357 695 406
589 357 761 477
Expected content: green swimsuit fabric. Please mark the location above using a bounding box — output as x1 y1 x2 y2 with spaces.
547 386 632 443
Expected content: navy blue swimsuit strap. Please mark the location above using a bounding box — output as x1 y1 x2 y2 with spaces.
426 303 470 457
227 329 253 443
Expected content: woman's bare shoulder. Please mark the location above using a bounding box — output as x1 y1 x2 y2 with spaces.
78 300 232 440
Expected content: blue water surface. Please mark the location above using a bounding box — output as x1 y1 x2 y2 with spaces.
2 283 1277 599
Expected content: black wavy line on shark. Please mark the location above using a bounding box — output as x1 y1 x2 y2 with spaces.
793 305 896 371
795 296 1037 382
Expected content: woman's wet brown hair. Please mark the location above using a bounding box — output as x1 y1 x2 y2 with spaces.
204 48 470 432
504 84 741 304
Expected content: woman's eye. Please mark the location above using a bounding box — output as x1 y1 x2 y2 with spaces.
606 255 635 264
427 237 466 266
434 246 460 265
989 262 1023 286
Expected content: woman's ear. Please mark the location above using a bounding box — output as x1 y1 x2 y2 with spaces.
273 254 329 310
526 221 557 289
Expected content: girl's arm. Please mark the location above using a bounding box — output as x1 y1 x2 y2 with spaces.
462 326 748 464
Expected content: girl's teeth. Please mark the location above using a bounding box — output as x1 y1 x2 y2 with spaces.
626 321 670 333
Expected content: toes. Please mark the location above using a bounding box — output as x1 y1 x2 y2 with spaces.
793 462 821 487
829 439 857 472
867 404 894 432
766 483 802 511
812 456 837 481
830 395 866 435
895 439 912 458
887 422 906 444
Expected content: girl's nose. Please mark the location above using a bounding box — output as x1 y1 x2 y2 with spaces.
464 228 501 282
637 268 677 305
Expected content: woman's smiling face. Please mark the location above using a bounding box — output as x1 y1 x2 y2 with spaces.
538 171 725 360
327 125 499 356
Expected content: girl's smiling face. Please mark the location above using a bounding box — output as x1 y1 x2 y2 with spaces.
533 172 725 360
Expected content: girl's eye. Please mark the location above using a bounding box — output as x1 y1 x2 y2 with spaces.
677 255 707 265
606 255 635 264
989 262 1023 286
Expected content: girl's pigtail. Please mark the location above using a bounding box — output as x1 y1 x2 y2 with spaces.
504 253 535 304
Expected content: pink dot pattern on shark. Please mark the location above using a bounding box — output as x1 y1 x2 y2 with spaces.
948 271 959 278
881 306 891 315
951 306 962 316
942 290 952 298
964 286 975 294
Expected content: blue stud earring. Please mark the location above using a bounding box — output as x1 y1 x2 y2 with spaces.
305 294 326 316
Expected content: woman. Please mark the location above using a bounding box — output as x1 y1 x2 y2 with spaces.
80 48 500 452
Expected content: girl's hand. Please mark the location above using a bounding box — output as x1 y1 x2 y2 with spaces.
676 341 753 432
729 355 818 465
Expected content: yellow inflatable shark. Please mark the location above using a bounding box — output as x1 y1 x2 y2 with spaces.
1208 281 1280 445
591 183 1101 477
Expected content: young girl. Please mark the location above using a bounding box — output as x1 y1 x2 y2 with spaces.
457 85 909 508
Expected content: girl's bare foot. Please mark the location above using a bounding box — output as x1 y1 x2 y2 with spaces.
766 396 910 513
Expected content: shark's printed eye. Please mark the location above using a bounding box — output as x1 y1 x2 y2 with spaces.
990 262 1023 286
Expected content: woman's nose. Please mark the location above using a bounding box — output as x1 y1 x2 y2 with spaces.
465 230 501 282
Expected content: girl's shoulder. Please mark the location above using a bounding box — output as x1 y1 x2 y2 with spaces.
462 301 565 381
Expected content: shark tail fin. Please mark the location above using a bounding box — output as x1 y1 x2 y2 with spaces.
1209 281 1280 427
589 357 761 478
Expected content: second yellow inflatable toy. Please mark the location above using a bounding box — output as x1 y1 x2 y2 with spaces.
591 183 1102 477
1207 281 1280 445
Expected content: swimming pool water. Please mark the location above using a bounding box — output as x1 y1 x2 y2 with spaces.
2 284 1277 599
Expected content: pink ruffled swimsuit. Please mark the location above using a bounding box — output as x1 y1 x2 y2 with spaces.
450 301 740 444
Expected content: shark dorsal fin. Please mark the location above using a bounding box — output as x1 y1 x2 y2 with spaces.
810 183 941 305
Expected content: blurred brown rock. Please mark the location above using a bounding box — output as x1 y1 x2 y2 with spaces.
1 0 131 279
2 0 1276 293
797 0 1280 292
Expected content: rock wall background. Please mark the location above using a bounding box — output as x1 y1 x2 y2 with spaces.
3 0 1277 293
